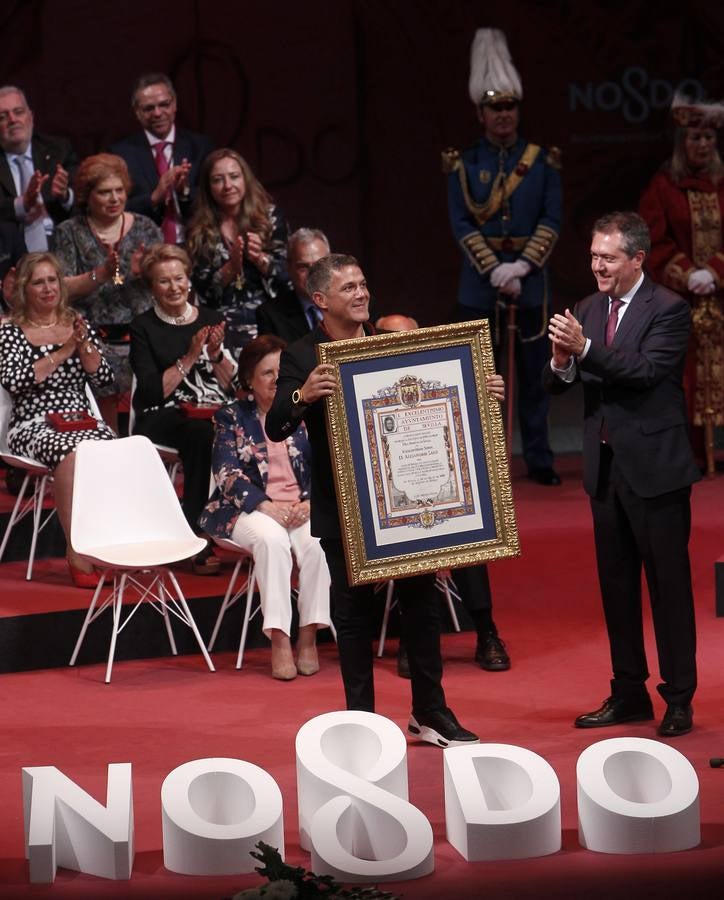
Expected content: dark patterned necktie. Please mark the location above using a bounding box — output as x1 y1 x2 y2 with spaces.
605 299 624 345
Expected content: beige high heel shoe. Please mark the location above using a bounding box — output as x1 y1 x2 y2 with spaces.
271 630 297 680
296 623 320 676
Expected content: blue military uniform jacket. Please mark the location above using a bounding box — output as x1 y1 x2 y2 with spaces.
445 136 561 312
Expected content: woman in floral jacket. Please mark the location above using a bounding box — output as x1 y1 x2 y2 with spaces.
200 334 331 680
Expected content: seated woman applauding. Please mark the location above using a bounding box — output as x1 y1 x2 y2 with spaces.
129 243 238 574
0 252 115 587
51 153 163 432
200 335 331 680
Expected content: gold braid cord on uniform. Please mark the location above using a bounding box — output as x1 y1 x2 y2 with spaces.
461 232 499 275
521 224 558 268
442 144 541 226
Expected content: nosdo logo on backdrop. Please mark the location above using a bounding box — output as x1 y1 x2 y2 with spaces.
569 67 704 129
21 711 701 885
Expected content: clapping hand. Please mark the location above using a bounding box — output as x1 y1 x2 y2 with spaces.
229 235 245 273
23 170 48 219
188 325 210 362
173 158 192 195
50 164 70 202
206 321 225 359
2 266 17 307
245 232 267 267
130 243 146 278
72 315 90 347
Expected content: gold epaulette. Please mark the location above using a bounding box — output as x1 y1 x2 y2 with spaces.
441 147 461 174
546 147 562 170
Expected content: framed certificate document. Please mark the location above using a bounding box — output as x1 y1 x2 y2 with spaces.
317 319 519 585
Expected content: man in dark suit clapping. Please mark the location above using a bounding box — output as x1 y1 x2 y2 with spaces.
544 211 700 738
110 73 213 244
0 85 77 251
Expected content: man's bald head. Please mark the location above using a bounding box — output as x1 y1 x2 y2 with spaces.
376 314 419 332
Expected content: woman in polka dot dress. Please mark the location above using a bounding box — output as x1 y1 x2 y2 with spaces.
0 252 116 587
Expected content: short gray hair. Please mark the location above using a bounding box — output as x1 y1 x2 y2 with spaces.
0 85 29 106
592 211 650 257
288 227 330 255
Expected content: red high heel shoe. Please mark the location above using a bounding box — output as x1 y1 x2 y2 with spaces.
67 560 99 589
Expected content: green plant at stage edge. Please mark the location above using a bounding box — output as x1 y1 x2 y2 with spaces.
227 841 401 899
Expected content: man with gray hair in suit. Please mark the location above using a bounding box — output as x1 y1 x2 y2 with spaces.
0 85 77 250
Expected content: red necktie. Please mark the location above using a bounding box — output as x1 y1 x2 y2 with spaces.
153 141 178 244
600 299 623 443
605 298 624 346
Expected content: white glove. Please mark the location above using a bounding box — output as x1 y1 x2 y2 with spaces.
497 277 522 298
490 259 531 289
687 268 716 295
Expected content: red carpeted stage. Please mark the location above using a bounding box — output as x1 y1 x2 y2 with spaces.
1 455 723 898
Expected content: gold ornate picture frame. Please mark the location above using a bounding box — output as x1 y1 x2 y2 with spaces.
317 320 519 585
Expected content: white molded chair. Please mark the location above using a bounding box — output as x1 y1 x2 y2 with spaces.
0 386 55 580
0 383 103 581
377 571 461 657
69 435 215 682
129 374 181 482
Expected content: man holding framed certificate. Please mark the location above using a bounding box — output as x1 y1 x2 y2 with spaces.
266 253 487 748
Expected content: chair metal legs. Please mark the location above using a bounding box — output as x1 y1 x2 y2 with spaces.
377 573 461 657
69 567 215 682
0 471 56 580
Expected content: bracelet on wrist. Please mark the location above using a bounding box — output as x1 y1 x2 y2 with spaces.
175 358 189 378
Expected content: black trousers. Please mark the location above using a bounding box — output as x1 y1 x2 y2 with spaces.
457 303 553 472
134 407 213 532
590 444 697 707
451 563 492 613
321 538 446 715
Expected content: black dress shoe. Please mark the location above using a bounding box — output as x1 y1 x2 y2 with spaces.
527 467 562 486
658 704 693 737
475 632 511 671
574 695 654 729
408 707 479 748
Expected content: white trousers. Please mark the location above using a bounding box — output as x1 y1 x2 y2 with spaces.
230 510 331 638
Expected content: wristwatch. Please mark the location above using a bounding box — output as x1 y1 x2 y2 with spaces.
291 388 307 408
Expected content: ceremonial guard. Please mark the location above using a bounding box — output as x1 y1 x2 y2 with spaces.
639 93 724 474
444 28 562 485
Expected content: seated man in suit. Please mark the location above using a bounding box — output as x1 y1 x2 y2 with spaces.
256 227 330 342
0 85 77 251
110 73 213 244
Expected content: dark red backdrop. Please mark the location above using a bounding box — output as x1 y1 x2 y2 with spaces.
3 0 723 322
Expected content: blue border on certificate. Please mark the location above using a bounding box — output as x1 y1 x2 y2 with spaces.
339 344 495 561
